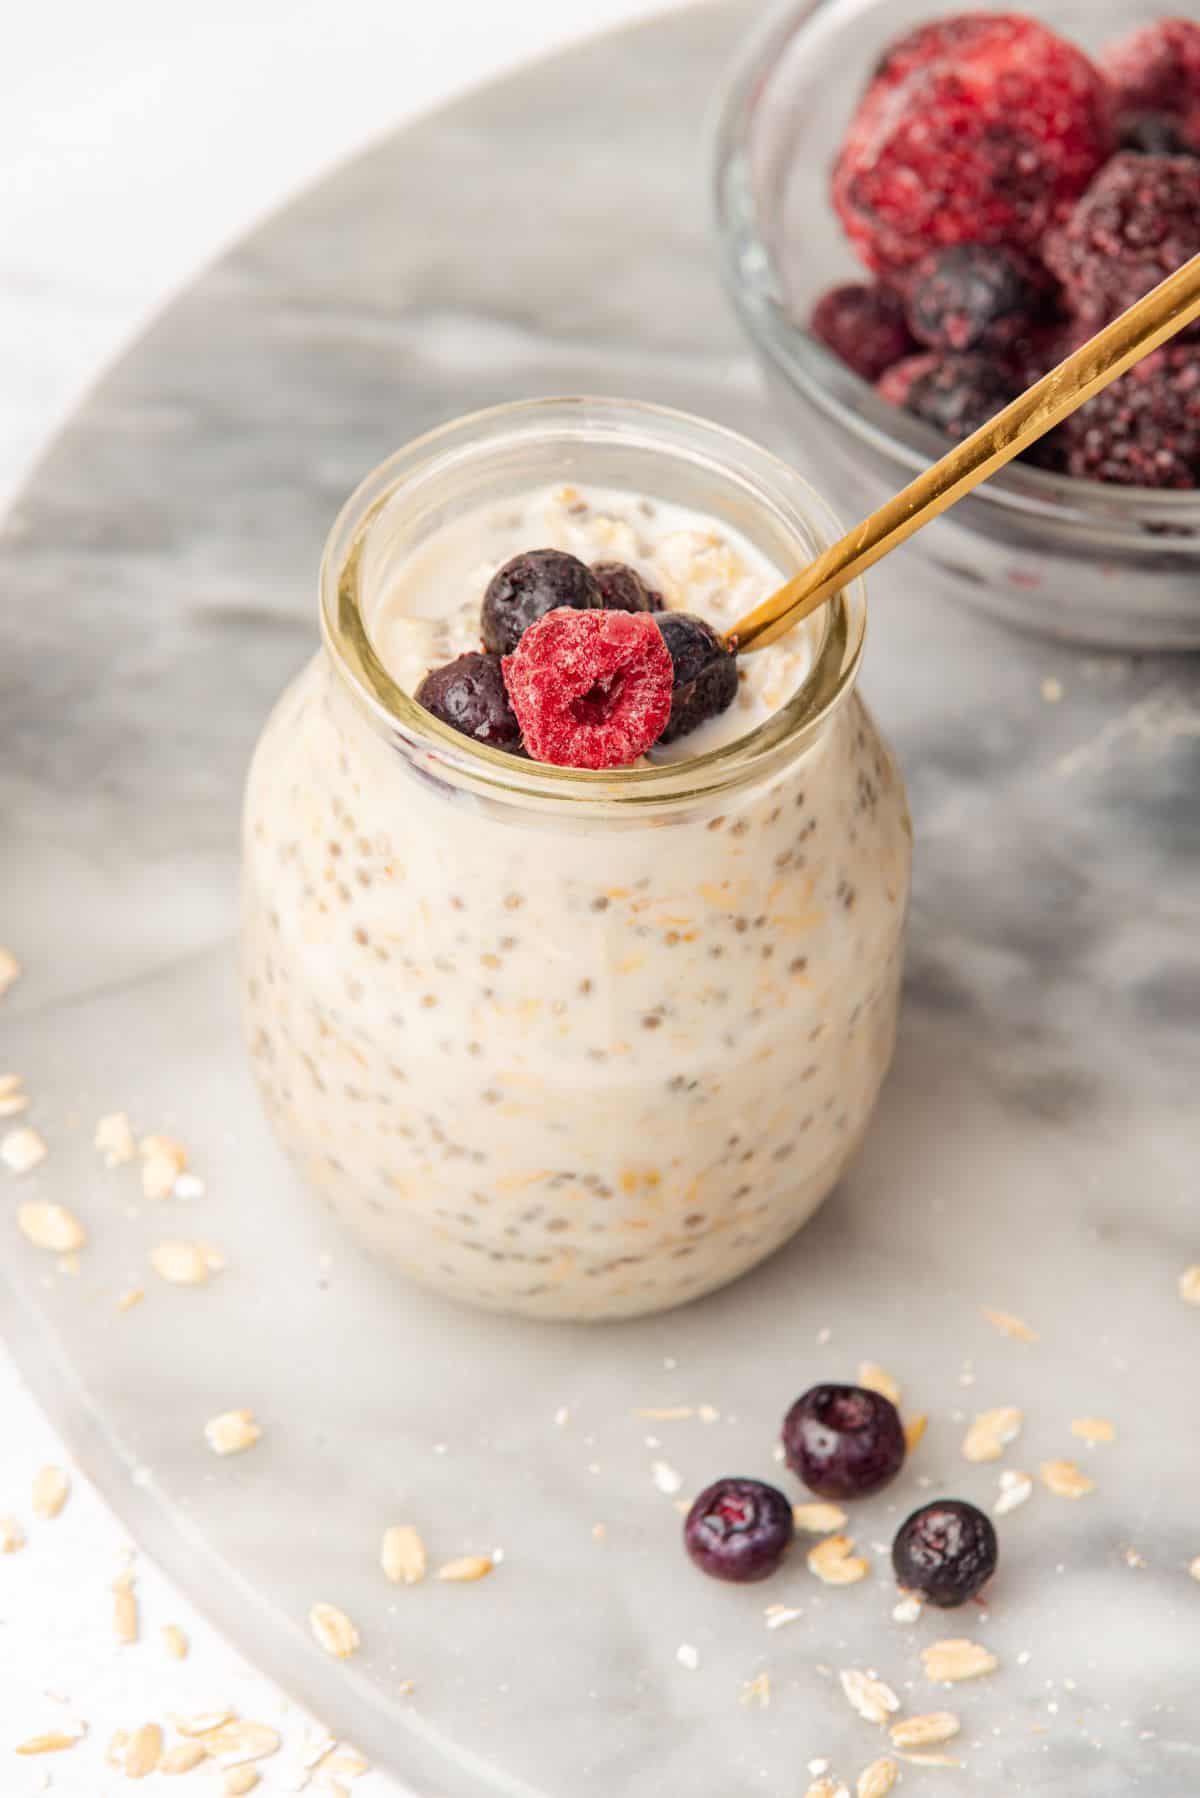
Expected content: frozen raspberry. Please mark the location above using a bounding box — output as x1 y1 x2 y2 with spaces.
1118 110 1200 158
877 352 1017 442
481 549 602 656
656 613 740 745
810 283 915 381
1044 153 1200 328
833 14 1113 272
415 653 522 751
592 561 664 613
1102 19 1200 119
905 245 1046 355
501 607 674 769
1062 346 1200 489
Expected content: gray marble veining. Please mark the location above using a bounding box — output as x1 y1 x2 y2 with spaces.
2 4 1199 1792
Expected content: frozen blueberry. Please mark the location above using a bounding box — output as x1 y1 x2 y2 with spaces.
782 1383 906 1500
878 352 1018 442
592 560 664 614
415 653 522 750
906 245 1045 355
655 612 739 746
683 1477 795 1583
1118 111 1199 157
481 549 603 656
892 1499 998 1607
810 282 916 382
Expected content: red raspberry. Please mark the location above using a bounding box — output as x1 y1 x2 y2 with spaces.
1043 152 1200 328
809 282 915 381
833 14 1113 272
1102 19 1200 118
501 607 673 770
1062 345 1200 489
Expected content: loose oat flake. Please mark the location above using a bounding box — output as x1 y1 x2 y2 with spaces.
890 1711 961 1748
741 1671 771 1708
200 1719 282 1763
382 1525 427 1585
161 1624 189 1660
892 1594 922 1623
857 1362 902 1405
139 1134 188 1200
903 1413 928 1454
1189 1555 1200 1582
125 1722 163 1778
651 1459 683 1495
994 1470 1034 1516
171 1709 236 1737
1071 1416 1115 1444
112 1571 139 1643
118 1285 145 1312
15 1728 84 1754
205 1409 262 1456
1040 1459 1095 1499
159 1740 207 1775
764 1603 803 1630
839 1669 900 1724
963 1405 1022 1463
0 1073 28 1118
0 1512 24 1552
809 1534 870 1586
310 1602 360 1658
922 1638 998 1682
806 1779 850 1798
0 947 20 996
151 1240 213 1285
95 1111 137 1167
437 1554 494 1583
16 1200 84 1253
224 1769 261 1796
1178 1265 1200 1305
3 1125 48 1175
857 1757 898 1798
32 1464 70 1519
793 1501 848 1534
982 1307 1039 1343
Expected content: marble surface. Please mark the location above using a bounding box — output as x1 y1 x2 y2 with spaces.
2 3 1200 1793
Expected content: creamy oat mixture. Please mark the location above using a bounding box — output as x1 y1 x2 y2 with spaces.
241 484 911 1318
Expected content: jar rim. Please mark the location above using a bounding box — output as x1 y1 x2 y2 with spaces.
318 396 867 814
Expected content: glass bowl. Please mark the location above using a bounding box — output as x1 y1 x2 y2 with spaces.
712 0 1200 651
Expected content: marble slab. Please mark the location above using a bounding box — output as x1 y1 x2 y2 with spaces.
2 4 1199 1792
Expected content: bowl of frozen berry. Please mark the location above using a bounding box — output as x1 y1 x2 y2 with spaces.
713 2 1200 649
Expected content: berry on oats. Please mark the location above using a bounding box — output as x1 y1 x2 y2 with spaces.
684 1477 795 1582
892 1499 998 1608
1044 153 1200 329
833 14 1113 271
481 548 603 656
415 653 523 751
655 613 740 746
810 283 915 382
877 353 1017 443
1062 346 1200 489
905 245 1045 355
592 561 664 613
501 607 673 769
1102 19 1200 119
782 1383 906 1500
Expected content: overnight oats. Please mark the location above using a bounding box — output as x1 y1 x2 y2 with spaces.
241 400 911 1320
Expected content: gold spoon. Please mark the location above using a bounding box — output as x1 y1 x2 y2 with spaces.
730 253 1200 654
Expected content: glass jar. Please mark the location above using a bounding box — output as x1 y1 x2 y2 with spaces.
240 398 911 1320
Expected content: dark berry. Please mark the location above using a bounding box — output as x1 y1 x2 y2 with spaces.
1102 19 1200 119
481 549 602 656
892 1499 998 1607
683 1477 794 1583
592 560 664 613
415 652 522 750
905 245 1045 355
1044 153 1200 330
877 352 1017 442
1062 345 1200 489
782 1383 906 1501
810 283 916 382
833 14 1113 272
501 607 673 769
655 612 740 746
1118 110 1199 158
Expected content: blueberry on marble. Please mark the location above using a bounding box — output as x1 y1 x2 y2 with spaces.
655 612 739 745
892 1498 998 1606
481 549 603 656
415 652 522 750
782 1383 906 1500
683 1476 794 1582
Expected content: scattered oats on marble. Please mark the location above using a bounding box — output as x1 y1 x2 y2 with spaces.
904 1413 928 1454
676 1643 700 1671
1040 1459 1095 1499
160 1741 207 1774
112 1570 139 1643
437 1554 494 1583
963 1406 1023 1463
741 1671 771 1708
3 1125 48 1174
839 1669 900 1725
857 1756 898 1798
151 1240 214 1285
806 1778 850 1798
95 1111 137 1167
1179 1265 1200 1306
205 1409 261 1456
892 1594 922 1624
765 1603 803 1630
0 1073 29 1117
857 1362 901 1405
922 1639 998 1683
172 1709 236 1737
635 1405 693 1420
0 1512 25 1552
17 1200 86 1253
118 1285 145 1312
890 1711 961 1748
201 1719 282 1764
224 1768 260 1796
15 1728 85 1755
994 1470 1034 1516
125 1722 164 1778
809 1534 870 1586
139 1134 188 1200
651 1459 682 1495
1071 1417 1115 1444
0 946 20 996
32 1463 70 1519
161 1624 188 1660
310 1603 360 1658
793 1500 848 1534
982 1307 1038 1343
382 1525 427 1586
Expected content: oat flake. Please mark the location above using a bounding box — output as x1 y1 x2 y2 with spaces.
903 1413 928 1454
982 1306 1038 1342
161 1624 189 1660
1071 1417 1115 1444
806 1779 850 1798
741 1671 771 1708
994 1470 1034 1516
160 1740 207 1773
890 1711 961 1748
0 1512 24 1553
963 1406 1022 1463
32 1463 70 1519
0 947 20 996
382 1525 427 1585
3 1126 48 1175
1179 1266 1200 1306
857 1757 898 1798
1040 1459 1095 1499
651 1459 683 1495
857 1362 902 1405
95 1111 136 1167
151 1240 212 1285
809 1534 870 1586
793 1501 848 1533
205 1409 261 1456
676 1643 700 1671
124 1722 163 1778
224 1768 260 1796
437 1554 494 1583
922 1638 998 1682
309 1602 360 1658
839 1668 900 1724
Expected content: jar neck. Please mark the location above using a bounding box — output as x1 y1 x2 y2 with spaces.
320 397 867 819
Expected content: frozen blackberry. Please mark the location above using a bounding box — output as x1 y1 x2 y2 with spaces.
501 607 673 769
905 245 1045 355
481 549 603 656
415 653 522 751
592 561 664 613
683 1477 794 1583
782 1383 906 1500
1044 152 1200 329
810 283 915 382
878 352 1017 442
1063 345 1200 489
892 1499 998 1607
655 612 740 746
